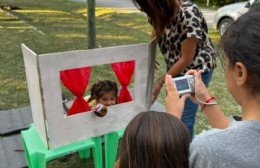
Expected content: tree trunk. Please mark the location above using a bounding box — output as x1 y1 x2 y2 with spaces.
87 0 96 49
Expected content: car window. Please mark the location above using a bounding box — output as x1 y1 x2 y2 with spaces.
253 0 260 6
249 0 255 6
249 0 255 5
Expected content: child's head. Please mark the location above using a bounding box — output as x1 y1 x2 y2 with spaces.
221 8 260 97
117 111 190 168
88 80 118 106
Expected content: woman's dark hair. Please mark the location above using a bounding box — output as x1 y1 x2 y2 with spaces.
221 8 260 94
132 0 179 36
118 111 190 168
88 80 118 102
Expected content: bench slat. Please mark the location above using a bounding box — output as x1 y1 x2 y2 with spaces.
0 107 32 136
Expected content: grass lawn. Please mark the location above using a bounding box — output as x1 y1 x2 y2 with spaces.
0 0 241 167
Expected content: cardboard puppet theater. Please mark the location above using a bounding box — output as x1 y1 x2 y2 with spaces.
22 40 157 149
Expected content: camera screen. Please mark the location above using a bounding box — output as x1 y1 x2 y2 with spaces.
175 79 190 91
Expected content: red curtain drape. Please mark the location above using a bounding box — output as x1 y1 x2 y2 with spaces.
60 67 91 116
111 61 135 103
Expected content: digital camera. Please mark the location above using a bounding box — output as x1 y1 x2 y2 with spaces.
172 75 195 95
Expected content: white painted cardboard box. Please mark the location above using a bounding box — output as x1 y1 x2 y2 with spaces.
22 40 156 149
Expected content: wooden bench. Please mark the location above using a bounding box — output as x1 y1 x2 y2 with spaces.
0 106 32 168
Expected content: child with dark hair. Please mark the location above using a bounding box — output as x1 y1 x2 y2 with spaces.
116 111 190 168
85 80 118 117
165 8 260 168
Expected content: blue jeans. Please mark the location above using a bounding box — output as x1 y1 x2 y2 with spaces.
181 71 213 140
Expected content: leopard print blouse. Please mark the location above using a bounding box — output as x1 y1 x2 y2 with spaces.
157 1 216 75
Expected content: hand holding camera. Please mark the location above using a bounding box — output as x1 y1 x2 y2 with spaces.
172 70 215 107
165 70 216 117
165 74 190 119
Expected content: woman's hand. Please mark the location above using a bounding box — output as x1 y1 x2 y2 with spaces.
185 70 211 105
152 80 163 104
154 60 160 70
165 74 189 119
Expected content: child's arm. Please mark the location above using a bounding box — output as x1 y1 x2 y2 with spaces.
200 101 229 129
186 70 230 129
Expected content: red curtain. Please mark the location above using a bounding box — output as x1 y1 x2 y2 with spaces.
60 67 91 116
112 61 135 103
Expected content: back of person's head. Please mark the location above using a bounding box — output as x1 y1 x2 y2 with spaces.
117 111 190 168
221 8 260 94
132 0 180 35
88 80 118 102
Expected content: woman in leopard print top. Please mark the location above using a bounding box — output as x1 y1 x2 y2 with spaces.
133 0 216 138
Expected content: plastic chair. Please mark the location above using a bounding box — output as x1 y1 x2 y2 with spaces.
21 125 102 168
104 129 125 168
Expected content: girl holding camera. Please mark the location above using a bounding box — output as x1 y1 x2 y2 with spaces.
165 8 260 167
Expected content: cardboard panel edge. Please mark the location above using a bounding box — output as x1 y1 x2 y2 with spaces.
21 44 48 148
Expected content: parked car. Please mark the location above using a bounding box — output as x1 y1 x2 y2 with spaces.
213 0 260 35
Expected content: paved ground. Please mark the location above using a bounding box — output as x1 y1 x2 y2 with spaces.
71 0 216 29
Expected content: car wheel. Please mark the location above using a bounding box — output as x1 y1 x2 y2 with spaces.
218 18 234 36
